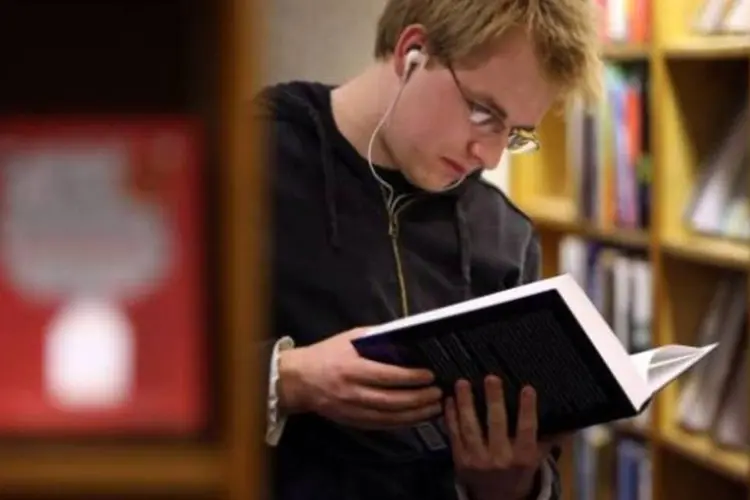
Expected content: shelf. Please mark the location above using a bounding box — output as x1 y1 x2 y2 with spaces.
0 444 223 494
602 43 652 60
661 234 750 270
661 427 749 483
542 221 650 249
662 35 750 58
522 197 578 222
612 420 652 440
524 201 650 249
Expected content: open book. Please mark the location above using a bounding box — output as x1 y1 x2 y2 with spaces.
352 274 717 442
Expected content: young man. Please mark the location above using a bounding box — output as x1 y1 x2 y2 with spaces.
256 1 601 499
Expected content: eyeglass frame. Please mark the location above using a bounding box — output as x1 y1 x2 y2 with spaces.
445 61 541 155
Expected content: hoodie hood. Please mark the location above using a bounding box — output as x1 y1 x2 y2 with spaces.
255 81 345 248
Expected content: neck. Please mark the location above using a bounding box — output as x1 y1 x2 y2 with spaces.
331 62 401 170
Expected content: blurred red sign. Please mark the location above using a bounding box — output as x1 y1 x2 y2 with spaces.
0 117 207 436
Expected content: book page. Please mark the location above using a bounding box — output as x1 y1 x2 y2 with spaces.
639 343 718 395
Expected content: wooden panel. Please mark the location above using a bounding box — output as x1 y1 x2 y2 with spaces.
219 0 268 499
0 0 261 498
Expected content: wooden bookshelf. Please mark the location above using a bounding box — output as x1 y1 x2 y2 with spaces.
0 444 223 495
0 1 265 499
509 0 750 498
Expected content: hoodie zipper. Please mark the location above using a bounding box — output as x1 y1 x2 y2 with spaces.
386 197 418 317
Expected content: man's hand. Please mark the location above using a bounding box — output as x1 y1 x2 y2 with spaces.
445 376 560 500
277 327 443 430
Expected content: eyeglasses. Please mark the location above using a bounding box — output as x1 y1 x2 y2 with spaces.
447 63 540 155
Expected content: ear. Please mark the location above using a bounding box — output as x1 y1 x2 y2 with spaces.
393 24 429 80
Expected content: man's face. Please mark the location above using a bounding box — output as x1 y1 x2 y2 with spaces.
383 27 559 192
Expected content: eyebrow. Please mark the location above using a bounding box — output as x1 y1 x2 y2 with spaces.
447 64 536 130
469 91 537 131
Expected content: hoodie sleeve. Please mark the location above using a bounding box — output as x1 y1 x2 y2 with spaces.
266 336 295 446
251 89 295 448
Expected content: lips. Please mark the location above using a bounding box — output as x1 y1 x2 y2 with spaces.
442 158 468 176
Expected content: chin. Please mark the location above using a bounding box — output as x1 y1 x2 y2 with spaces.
430 173 469 192
403 167 466 193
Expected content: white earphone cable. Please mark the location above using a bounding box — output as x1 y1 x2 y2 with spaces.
366 75 409 212
366 57 469 212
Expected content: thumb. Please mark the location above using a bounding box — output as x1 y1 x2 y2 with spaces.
337 326 373 339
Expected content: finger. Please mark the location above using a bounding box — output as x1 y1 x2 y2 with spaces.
513 385 539 464
349 358 436 387
485 375 512 458
352 385 443 412
455 379 485 454
444 397 466 460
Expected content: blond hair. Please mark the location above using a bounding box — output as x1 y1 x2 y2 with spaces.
374 0 603 104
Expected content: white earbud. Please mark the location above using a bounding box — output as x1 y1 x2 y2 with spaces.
404 46 427 81
365 43 467 200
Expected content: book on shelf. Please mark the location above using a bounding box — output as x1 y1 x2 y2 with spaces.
594 0 651 44
723 0 750 32
567 61 651 232
684 106 750 242
572 428 652 500
351 273 717 449
693 0 750 34
573 425 615 500
676 272 748 449
615 438 651 500
559 236 653 356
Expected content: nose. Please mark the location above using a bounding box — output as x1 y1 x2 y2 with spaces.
468 139 507 170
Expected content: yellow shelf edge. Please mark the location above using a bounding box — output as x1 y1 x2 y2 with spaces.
660 427 749 483
661 235 750 270
601 42 652 60
661 35 750 58
529 214 651 249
